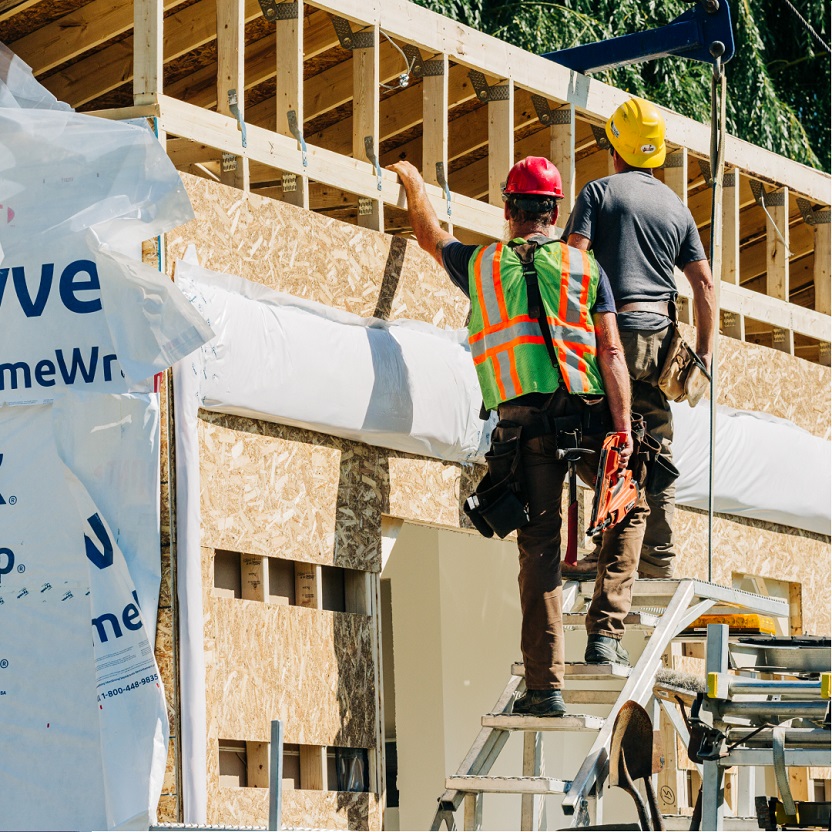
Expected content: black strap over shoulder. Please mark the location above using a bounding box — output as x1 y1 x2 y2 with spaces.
507 235 560 370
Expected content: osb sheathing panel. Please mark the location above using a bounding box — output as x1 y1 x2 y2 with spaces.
678 323 830 439
671 508 830 636
170 175 828 438
199 412 383 571
167 174 469 328
205 595 376 747
196 407 829 635
204 765 381 830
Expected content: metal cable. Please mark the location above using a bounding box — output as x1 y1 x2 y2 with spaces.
379 30 416 90
779 0 832 53
757 196 793 258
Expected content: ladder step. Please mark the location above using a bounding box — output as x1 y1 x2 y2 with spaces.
482 713 605 731
446 774 571 795
562 611 660 629
512 661 632 680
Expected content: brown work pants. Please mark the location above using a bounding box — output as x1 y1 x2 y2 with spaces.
500 390 646 690
620 327 677 578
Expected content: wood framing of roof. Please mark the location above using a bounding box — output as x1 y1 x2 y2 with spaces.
2 0 829 361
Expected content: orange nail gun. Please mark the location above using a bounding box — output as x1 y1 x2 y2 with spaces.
587 432 639 536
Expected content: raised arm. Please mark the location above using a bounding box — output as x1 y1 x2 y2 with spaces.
567 233 591 251
594 310 632 469
386 160 456 265
682 258 716 371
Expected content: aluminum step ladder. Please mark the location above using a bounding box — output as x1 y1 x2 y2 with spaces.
429 578 791 831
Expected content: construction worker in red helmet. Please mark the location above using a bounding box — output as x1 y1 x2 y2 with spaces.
388 155 649 716
564 97 715 592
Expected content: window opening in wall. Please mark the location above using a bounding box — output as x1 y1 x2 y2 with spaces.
269 557 296 605
813 778 831 802
322 564 346 612
385 740 399 808
211 550 369 614
327 747 369 792
282 743 300 789
218 740 247 788
214 550 242 598
218 739 270 789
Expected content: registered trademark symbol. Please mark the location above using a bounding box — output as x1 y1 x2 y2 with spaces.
0 660 8 669
8 496 15 505
16 564 24 573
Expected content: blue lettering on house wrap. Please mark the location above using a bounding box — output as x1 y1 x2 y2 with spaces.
84 513 114 570
91 591 144 644
0 258 101 317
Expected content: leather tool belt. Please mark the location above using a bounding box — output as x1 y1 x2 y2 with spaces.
616 299 672 316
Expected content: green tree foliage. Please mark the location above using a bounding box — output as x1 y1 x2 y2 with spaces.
414 0 831 172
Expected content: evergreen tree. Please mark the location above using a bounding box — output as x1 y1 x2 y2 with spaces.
414 0 830 172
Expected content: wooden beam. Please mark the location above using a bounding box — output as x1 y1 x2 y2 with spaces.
164 11 337 113
738 219 813 283
379 71 533 169
0 0 40 25
353 25 382 230
307 0 832 204
422 53 451 227
549 104 575 223
720 310 744 341
764 186 789 305
133 0 164 106
11 0 186 77
241 555 267 602
275 1 308 208
301 42 421 153
294 562 322 609
299 745 326 790
45 0 261 108
813 219 831 316
216 0 249 190
486 78 513 207
722 168 740 284
664 148 688 205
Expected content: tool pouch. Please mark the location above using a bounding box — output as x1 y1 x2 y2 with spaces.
657 325 710 407
464 421 530 539
629 415 680 496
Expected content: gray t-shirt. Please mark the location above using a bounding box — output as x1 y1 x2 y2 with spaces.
563 171 707 331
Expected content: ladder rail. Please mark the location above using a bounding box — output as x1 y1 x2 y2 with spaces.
562 580 707 820
431 674 523 822
430 582 582 829
429 578 791 831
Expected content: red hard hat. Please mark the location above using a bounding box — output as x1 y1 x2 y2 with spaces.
502 156 564 198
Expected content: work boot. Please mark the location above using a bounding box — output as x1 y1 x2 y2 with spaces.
585 634 630 666
562 555 599 578
562 535 601 578
512 689 567 717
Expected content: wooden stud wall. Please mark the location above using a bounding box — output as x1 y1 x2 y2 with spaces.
1 0 817 349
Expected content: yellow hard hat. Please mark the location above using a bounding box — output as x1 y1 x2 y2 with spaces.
605 97 667 169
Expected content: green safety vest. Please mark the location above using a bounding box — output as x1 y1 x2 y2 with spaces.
467 238 606 410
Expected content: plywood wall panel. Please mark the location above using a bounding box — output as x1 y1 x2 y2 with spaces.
169 174 469 327
206 597 376 747
680 323 831 439
206 782 381 829
672 508 830 636
199 412 383 572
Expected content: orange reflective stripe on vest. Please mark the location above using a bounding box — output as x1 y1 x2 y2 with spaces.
467 239 605 409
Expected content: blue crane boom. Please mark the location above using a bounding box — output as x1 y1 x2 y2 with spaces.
541 0 734 73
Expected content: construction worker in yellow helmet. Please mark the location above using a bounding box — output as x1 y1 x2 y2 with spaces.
563 96 716 596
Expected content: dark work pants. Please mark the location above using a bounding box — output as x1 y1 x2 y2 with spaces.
620 327 677 578
499 390 646 690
